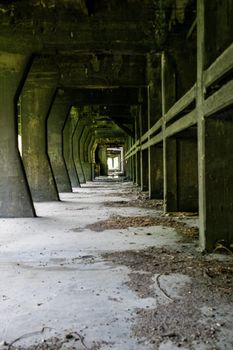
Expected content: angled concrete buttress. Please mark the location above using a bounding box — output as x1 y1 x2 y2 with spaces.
47 91 72 193
63 107 80 188
21 57 59 202
80 126 93 181
0 52 36 217
88 136 95 181
97 145 108 176
73 120 86 184
83 132 94 181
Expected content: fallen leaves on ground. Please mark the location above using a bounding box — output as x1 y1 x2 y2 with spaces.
103 246 233 349
85 214 199 241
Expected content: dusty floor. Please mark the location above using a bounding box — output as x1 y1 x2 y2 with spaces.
0 180 232 350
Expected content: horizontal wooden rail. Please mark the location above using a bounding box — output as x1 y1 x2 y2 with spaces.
204 43 233 88
165 84 196 123
125 45 233 160
204 80 233 117
141 119 162 143
125 146 139 160
141 131 163 150
124 139 140 157
165 110 197 138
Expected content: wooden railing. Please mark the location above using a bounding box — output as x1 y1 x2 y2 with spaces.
204 43 233 88
165 84 196 123
125 43 233 160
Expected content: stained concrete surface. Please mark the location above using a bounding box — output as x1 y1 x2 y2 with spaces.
0 181 232 350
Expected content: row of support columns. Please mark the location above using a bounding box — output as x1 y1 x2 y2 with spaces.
0 53 95 217
126 0 233 251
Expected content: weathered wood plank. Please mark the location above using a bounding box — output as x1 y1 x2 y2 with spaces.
165 84 196 123
165 110 197 138
125 139 140 157
141 118 162 142
141 131 163 150
125 147 139 160
204 80 233 117
204 43 233 88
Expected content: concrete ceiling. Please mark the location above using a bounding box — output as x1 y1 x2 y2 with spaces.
0 0 195 145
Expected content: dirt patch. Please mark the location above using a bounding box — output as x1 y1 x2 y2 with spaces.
103 198 163 210
103 247 233 295
5 332 111 350
85 215 198 241
133 295 218 349
126 272 155 298
103 189 164 210
102 247 233 349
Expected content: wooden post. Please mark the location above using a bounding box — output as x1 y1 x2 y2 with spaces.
196 0 206 250
161 52 167 213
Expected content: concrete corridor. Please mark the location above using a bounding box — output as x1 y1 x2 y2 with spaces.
0 180 232 350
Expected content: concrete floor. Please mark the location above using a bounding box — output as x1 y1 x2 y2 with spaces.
0 181 232 350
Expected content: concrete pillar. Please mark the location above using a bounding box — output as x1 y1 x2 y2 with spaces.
147 54 163 198
135 107 141 186
139 89 149 191
80 126 92 181
21 59 59 202
136 153 141 185
202 118 233 250
84 133 93 181
166 136 198 212
88 135 95 163
149 144 163 199
98 145 108 176
131 134 136 183
73 121 86 184
132 154 136 183
141 149 149 191
124 137 132 180
197 0 207 250
0 52 35 217
63 107 80 188
87 136 95 181
161 52 176 212
166 138 178 211
47 92 72 192
91 142 97 180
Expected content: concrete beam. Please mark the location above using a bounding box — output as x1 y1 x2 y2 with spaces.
59 55 146 88
0 14 158 54
71 88 139 106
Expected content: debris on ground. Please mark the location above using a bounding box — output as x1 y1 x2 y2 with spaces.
103 189 164 210
85 214 199 241
2 332 108 350
103 246 233 349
